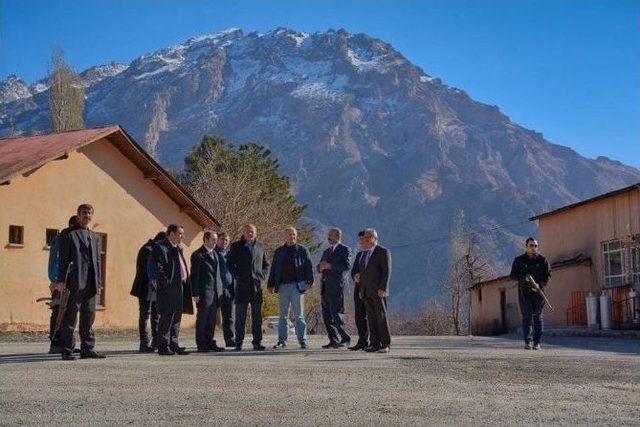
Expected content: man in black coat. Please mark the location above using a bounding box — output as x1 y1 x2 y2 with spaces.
355 228 392 353
215 232 236 347
54 204 106 361
349 230 369 351
130 231 165 353
227 224 270 351
510 237 551 350
191 230 225 352
317 228 352 348
151 224 194 356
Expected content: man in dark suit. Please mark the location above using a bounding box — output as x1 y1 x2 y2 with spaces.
130 231 165 353
349 230 369 351
214 232 236 347
191 230 225 352
317 228 352 349
54 204 105 360
227 224 270 351
151 224 194 356
355 228 392 353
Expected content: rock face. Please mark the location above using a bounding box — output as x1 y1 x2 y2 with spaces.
2 28 639 310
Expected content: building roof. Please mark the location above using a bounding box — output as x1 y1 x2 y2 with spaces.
468 275 513 290
0 125 220 229
529 182 640 221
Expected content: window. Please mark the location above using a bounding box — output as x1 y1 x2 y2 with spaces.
8 225 24 245
45 228 59 247
632 243 640 286
602 240 626 287
96 233 107 307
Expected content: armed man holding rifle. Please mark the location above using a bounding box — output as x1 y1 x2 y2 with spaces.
510 237 551 350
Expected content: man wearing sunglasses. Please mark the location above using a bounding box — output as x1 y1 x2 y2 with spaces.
510 237 551 350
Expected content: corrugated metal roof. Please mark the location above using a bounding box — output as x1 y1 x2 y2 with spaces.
0 125 220 229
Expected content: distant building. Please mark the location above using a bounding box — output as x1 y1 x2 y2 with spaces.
470 183 640 334
0 126 219 330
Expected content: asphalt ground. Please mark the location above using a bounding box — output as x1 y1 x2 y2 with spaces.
0 333 638 425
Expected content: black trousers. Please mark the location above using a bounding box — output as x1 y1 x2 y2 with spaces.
138 297 158 347
157 283 183 350
217 293 235 345
195 294 218 349
59 286 97 355
49 292 60 346
235 290 263 346
322 289 350 344
364 296 390 348
353 290 369 345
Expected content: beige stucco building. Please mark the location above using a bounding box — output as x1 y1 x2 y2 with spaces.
470 183 640 335
0 126 218 330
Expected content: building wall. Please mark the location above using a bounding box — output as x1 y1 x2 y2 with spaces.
538 189 640 290
470 278 520 335
0 138 203 329
545 263 594 325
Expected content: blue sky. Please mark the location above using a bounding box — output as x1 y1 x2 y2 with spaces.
1 0 639 167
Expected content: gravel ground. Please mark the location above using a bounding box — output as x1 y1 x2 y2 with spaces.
0 332 638 426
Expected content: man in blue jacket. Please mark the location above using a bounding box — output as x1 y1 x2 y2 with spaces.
317 228 352 349
268 227 314 349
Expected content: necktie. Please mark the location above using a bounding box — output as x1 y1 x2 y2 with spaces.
177 249 187 282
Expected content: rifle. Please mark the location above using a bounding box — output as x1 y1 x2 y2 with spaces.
52 261 74 337
525 274 553 311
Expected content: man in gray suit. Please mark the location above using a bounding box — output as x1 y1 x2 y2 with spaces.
317 228 352 348
54 204 105 360
354 228 392 353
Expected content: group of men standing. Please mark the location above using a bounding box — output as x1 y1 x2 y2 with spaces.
128 223 393 355
46 203 393 359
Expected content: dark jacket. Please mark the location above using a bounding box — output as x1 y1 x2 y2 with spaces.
150 238 194 315
318 244 352 294
130 239 155 298
190 245 224 305
510 253 551 296
351 245 391 299
215 247 234 299
227 237 270 303
267 244 314 292
56 225 102 295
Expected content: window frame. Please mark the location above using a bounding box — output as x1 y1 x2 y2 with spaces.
45 228 59 248
602 239 627 288
96 232 108 308
8 225 24 246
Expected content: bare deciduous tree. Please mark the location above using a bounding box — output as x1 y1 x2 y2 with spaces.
446 210 493 335
49 47 84 132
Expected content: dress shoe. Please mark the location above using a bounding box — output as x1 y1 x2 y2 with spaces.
171 347 190 355
49 345 63 354
225 341 237 348
61 353 77 361
364 345 380 353
339 339 350 347
158 347 175 356
197 347 211 353
139 344 155 353
73 348 81 354
524 342 532 350
234 345 243 351
273 341 287 349
300 342 308 349
209 342 225 352
253 344 266 351
80 350 106 359
348 342 368 351
533 343 541 350
150 340 158 350
376 346 390 353
322 342 340 349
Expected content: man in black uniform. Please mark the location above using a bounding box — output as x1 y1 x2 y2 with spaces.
510 237 551 350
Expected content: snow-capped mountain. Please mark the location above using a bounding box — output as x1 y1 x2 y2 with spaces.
2 28 639 310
